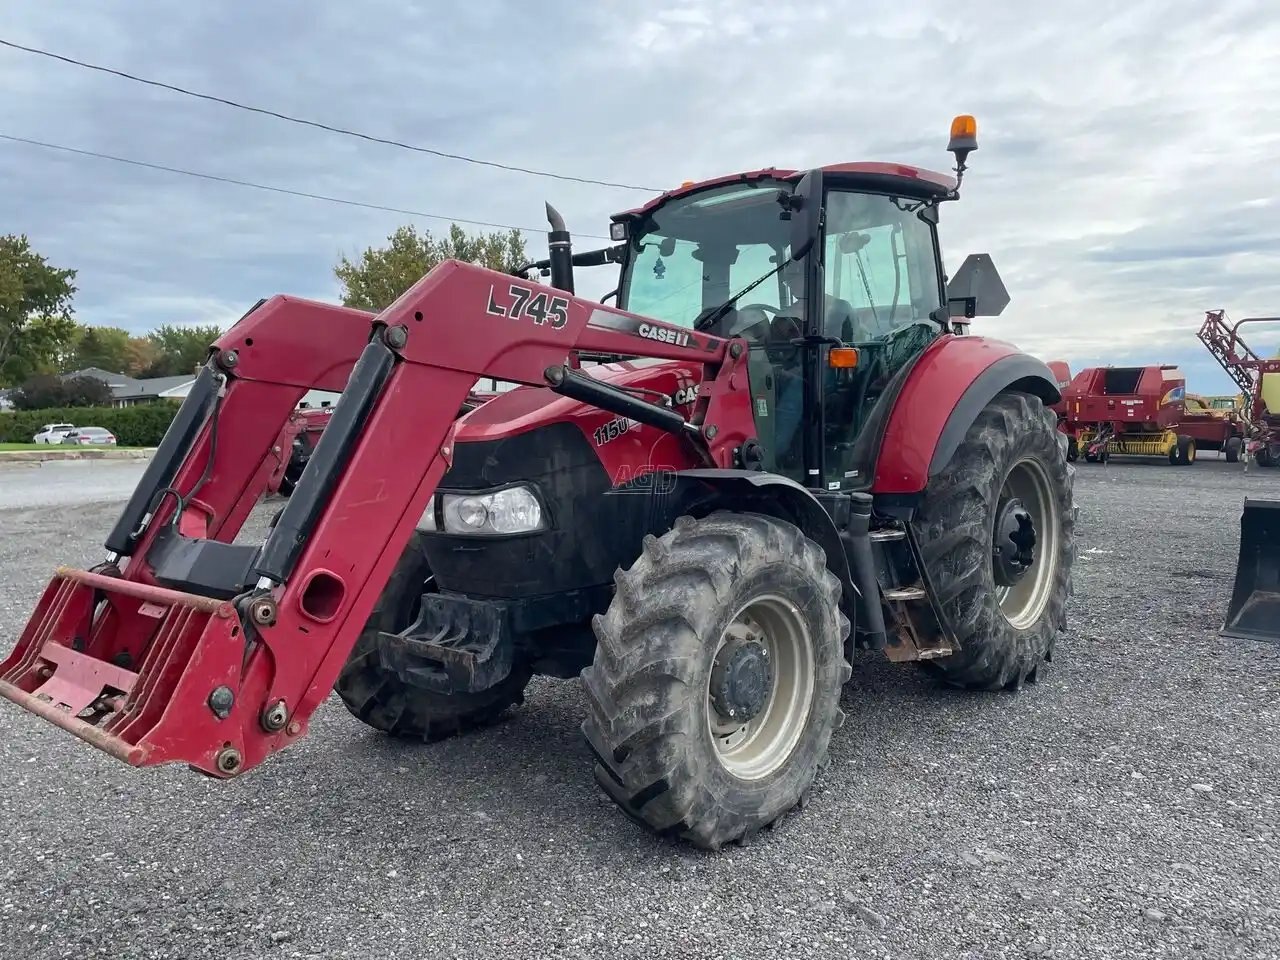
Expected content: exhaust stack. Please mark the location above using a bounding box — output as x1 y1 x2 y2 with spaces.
545 202 574 294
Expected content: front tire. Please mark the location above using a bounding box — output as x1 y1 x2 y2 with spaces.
916 392 1075 691
1226 435 1242 463
1176 434 1196 465
334 532 532 741
581 512 851 850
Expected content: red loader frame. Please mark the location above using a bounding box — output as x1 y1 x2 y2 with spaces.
0 260 754 778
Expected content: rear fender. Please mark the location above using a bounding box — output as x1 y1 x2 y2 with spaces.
873 336 1061 498
670 469 857 618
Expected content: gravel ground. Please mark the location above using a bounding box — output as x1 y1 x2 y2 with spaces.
0 460 147 511
1 459 1278 960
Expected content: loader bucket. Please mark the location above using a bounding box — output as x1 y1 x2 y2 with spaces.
1221 498 1280 643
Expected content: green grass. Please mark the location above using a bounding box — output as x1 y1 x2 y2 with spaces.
0 442 130 451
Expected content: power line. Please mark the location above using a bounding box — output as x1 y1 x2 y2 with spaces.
0 38 662 193
0 132 612 239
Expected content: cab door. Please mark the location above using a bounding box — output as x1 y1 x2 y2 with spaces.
818 190 945 490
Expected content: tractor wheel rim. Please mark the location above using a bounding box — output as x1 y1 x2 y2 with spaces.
994 457 1060 630
707 595 815 781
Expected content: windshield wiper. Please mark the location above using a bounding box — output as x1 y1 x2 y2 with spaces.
694 258 791 332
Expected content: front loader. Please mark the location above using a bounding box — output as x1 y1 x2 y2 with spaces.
1 116 1077 849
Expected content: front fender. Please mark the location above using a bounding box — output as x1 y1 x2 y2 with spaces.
872 336 1060 495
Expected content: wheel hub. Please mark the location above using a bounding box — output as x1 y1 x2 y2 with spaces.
709 636 773 724
993 496 1037 587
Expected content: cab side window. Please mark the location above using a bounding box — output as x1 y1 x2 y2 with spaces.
822 191 942 343
818 191 944 489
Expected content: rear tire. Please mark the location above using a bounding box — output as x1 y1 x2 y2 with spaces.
1226 436 1242 463
916 392 1075 691
334 532 532 741
581 512 851 850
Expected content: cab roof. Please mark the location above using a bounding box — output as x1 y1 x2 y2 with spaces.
613 162 957 221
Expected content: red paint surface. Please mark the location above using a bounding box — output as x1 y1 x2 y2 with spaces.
615 162 956 218
457 359 706 482
872 334 1025 494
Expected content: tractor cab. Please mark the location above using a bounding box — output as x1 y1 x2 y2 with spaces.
601 144 1007 490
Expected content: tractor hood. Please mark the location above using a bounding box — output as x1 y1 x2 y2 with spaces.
455 358 702 438
450 357 706 486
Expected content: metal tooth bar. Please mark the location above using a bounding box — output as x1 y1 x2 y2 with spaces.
869 528 906 542
884 586 927 601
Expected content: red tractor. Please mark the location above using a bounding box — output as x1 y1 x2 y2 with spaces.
0 117 1077 849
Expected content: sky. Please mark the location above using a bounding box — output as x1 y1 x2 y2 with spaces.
2 0 1279 395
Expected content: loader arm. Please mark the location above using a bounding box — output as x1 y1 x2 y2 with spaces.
0 260 755 777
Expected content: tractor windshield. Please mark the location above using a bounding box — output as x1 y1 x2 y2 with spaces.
619 180 796 331
619 180 809 478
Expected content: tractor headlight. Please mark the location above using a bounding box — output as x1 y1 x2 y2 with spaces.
417 486 546 536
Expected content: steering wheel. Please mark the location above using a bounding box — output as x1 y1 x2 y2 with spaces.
727 302 780 339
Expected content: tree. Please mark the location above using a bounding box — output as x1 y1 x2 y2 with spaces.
124 335 158 376
138 323 223 377
334 223 527 312
0 235 78 386
67 325 132 374
11 373 113 410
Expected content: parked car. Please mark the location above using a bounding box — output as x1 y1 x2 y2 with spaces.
32 423 76 444
59 427 117 446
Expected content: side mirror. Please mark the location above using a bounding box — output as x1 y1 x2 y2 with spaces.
786 169 824 260
945 253 1010 318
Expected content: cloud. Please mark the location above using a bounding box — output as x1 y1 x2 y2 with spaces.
1 0 1278 398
